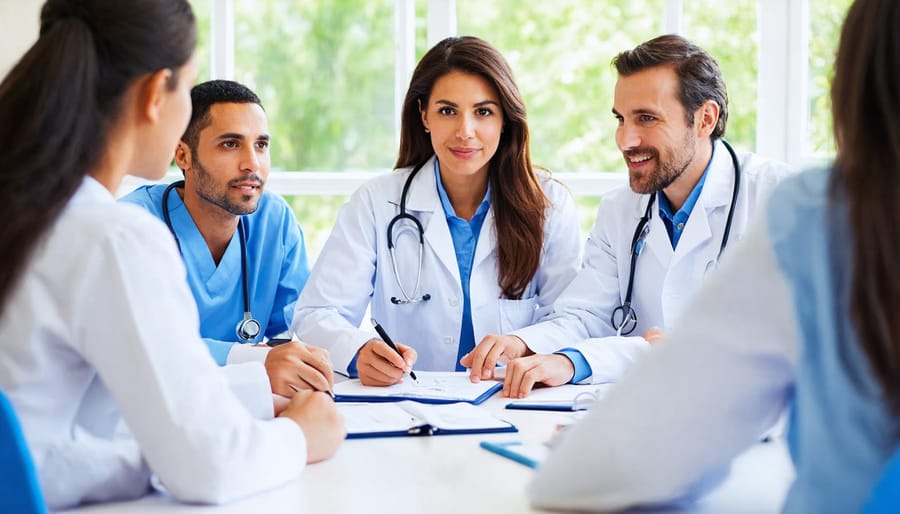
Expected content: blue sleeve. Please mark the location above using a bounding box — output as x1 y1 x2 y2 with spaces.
555 349 592 384
347 353 360 378
268 218 311 338
204 338 235 366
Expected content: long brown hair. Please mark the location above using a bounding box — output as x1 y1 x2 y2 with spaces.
0 0 196 311
830 0 900 412
396 36 547 299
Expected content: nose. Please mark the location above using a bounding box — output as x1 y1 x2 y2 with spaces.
240 145 261 173
456 113 475 140
616 122 641 151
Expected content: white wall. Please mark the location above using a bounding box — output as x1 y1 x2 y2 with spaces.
0 0 43 79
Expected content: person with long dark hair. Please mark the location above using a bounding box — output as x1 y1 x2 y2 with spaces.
293 36 581 385
530 1 900 512
0 1 343 508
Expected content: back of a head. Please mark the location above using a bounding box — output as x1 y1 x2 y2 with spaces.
181 79 263 154
0 0 196 311
613 34 729 139
395 36 529 169
830 0 900 414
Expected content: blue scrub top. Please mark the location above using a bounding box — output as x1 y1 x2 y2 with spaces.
121 184 311 364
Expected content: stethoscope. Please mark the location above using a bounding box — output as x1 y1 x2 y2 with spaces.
386 160 433 305
610 139 742 336
162 180 261 342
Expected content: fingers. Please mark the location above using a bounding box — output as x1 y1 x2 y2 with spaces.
464 339 492 383
397 343 417 368
642 326 665 345
369 341 409 370
501 355 575 399
357 341 406 386
465 335 526 383
265 342 335 395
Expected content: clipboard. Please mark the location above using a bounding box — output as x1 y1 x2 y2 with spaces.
334 371 502 405
340 401 517 439
479 441 548 469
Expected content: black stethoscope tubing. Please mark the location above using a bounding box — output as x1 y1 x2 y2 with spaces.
162 180 261 342
386 159 433 305
611 139 742 336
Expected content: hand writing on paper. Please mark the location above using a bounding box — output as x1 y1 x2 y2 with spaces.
642 326 665 345
502 354 575 399
461 334 532 383
279 389 345 463
356 339 417 386
265 340 335 396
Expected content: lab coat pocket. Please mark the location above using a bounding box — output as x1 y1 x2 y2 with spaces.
498 296 539 333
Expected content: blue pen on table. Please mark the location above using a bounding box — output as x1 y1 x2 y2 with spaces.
370 318 418 382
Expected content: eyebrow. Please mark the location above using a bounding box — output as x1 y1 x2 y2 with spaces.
214 132 271 141
611 107 662 117
434 99 500 108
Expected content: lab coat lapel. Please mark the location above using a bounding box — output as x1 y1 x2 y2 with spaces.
472 207 496 270
638 196 673 271
671 140 732 266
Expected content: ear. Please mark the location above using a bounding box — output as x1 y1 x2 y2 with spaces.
174 140 192 172
418 98 430 132
139 68 174 124
695 100 719 138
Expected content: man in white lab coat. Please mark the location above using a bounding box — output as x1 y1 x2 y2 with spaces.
466 34 794 397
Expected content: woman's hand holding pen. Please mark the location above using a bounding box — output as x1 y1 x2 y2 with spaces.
356 339 417 386
278 389 345 464
264 340 335 397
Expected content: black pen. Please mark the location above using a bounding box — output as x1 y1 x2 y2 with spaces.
370 318 418 382
266 338 293 347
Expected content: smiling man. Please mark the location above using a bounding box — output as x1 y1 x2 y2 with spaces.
487 35 795 398
122 80 334 397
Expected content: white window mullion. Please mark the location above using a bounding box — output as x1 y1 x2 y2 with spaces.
756 0 809 166
663 0 684 34
427 0 457 47
210 0 235 80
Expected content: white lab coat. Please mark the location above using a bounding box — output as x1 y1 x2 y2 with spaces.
293 156 582 373
513 140 794 381
0 178 306 509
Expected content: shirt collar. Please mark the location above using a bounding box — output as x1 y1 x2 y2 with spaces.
657 142 716 222
433 159 491 220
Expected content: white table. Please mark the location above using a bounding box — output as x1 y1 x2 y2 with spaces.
62 393 794 514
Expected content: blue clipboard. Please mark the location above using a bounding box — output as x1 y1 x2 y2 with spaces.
348 422 518 439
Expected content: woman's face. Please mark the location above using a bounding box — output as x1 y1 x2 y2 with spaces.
420 70 504 183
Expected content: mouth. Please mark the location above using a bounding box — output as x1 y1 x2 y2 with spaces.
449 147 480 159
623 149 656 170
230 182 262 193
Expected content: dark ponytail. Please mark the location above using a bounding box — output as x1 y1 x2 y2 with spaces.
0 0 196 311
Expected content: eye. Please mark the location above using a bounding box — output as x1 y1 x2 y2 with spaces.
256 140 269 150
613 114 624 124
476 107 493 117
438 106 455 116
639 114 656 123
222 140 238 149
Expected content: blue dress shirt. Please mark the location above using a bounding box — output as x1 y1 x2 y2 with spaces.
657 145 715 248
121 184 311 364
432 161 492 371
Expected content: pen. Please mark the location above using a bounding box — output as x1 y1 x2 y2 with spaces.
370 318 418 382
266 338 293 347
288 382 335 400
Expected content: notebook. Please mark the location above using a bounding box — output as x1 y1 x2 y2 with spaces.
340 401 517 439
334 371 502 405
504 383 614 411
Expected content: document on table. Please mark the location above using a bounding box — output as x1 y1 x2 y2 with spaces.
333 371 502 404
340 401 517 438
504 383 615 411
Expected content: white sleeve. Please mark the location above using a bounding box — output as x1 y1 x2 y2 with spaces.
529 209 798 511
514 200 626 353
571 335 652 384
293 187 380 373
71 218 307 505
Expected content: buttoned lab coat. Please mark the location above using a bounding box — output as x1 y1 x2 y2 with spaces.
513 140 794 382
293 156 582 373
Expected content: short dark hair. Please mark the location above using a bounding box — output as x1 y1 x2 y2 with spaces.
181 79 263 151
613 34 729 139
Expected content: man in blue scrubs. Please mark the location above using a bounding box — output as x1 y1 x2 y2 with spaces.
122 80 333 396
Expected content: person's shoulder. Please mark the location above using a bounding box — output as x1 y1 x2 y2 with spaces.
67 197 174 253
740 151 796 183
119 183 167 207
598 181 638 207
769 166 831 210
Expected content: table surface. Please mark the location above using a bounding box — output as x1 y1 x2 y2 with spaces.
62 390 795 514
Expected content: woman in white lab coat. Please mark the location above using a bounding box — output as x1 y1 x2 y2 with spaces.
294 36 581 385
0 1 342 509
